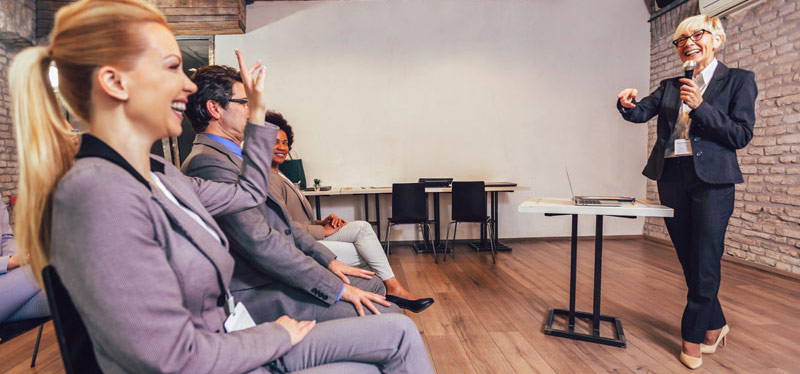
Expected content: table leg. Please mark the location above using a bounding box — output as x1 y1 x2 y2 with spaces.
492 191 499 248
315 196 322 221
469 191 511 252
593 215 604 336
375 194 381 239
364 195 369 222
569 214 578 331
433 192 441 246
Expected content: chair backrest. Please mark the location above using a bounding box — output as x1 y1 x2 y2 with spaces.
451 181 487 222
41 265 103 374
391 183 428 224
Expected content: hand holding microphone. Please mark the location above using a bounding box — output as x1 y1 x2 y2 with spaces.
679 60 703 109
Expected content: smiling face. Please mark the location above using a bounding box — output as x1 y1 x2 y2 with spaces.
675 28 719 74
123 23 197 139
272 130 290 167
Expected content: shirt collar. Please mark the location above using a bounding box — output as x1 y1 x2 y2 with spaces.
75 134 164 190
204 134 242 160
696 58 718 88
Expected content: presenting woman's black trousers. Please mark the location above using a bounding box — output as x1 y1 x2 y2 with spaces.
657 156 734 344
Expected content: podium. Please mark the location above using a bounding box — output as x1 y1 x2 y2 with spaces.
518 198 673 347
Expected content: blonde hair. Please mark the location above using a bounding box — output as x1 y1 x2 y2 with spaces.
10 0 167 285
674 14 726 48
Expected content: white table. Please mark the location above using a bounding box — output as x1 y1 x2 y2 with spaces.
303 184 529 252
518 198 673 348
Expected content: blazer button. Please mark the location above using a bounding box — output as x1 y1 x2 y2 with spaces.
323 294 328 300
693 137 700 141
284 229 291 235
696 151 703 157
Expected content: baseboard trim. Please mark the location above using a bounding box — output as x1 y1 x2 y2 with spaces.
643 235 800 281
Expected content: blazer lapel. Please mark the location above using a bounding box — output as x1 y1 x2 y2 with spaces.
701 62 729 105
266 193 291 227
153 172 228 249
149 186 231 282
664 79 682 135
286 176 316 221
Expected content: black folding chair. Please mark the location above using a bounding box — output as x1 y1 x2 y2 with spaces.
0 316 50 367
444 181 496 264
41 265 103 374
384 182 437 262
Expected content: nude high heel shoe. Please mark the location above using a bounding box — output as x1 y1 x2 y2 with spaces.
700 324 729 354
680 351 702 369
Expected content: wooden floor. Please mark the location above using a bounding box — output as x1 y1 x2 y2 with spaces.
1 238 799 373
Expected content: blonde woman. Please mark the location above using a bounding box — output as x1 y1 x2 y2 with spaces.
11 0 433 373
617 15 756 369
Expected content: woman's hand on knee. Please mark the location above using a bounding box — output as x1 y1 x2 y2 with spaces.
275 315 316 346
328 259 374 283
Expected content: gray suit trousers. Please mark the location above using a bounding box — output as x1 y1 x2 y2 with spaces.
283 314 434 374
234 275 401 323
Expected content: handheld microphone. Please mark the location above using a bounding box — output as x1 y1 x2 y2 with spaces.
683 60 696 79
681 60 696 107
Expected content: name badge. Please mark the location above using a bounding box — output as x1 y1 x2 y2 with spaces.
674 139 691 156
224 302 257 332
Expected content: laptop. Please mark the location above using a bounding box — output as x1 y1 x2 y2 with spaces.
418 178 453 187
565 169 627 206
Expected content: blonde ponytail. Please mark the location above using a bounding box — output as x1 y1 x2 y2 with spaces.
10 47 77 285
10 0 167 285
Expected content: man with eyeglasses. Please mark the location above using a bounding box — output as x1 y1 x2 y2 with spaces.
181 65 401 325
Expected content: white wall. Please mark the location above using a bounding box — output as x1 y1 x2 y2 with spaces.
215 0 652 241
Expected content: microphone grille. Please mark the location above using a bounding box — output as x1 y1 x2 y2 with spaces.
683 60 696 71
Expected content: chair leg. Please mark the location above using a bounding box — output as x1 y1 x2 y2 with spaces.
426 223 437 263
487 218 496 264
452 222 459 260
30 323 44 367
443 222 455 262
384 223 393 255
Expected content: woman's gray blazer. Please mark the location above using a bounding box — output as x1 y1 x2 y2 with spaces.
49 123 287 374
268 169 326 240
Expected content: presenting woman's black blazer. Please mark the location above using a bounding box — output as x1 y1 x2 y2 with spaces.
618 62 757 184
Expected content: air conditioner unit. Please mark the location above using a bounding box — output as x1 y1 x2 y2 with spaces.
699 0 757 17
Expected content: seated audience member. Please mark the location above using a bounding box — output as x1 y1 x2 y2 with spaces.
0 200 49 323
182 65 401 322
267 111 434 313
10 1 434 373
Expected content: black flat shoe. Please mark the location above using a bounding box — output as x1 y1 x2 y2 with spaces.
385 295 434 313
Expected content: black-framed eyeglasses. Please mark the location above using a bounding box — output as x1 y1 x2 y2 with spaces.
672 29 710 47
229 98 248 106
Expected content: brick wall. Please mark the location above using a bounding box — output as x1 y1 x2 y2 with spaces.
0 0 36 205
645 0 800 275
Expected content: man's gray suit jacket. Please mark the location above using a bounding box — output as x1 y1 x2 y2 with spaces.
181 134 392 323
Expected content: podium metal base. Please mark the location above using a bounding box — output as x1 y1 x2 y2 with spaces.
543 308 626 348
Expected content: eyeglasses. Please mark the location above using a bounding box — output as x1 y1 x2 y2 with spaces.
229 98 248 106
672 29 710 47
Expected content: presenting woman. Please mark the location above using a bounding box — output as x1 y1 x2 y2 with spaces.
616 15 756 369
266 111 434 313
11 0 433 373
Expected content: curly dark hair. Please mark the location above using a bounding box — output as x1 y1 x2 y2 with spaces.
265 110 294 149
186 65 242 133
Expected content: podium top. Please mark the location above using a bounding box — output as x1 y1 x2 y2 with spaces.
518 198 673 218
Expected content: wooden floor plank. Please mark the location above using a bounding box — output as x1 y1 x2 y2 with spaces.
2 238 799 373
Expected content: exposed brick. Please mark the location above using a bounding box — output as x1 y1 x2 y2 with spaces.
646 0 800 275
